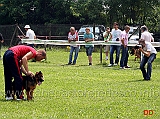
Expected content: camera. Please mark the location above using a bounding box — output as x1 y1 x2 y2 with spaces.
134 44 142 49
116 38 119 41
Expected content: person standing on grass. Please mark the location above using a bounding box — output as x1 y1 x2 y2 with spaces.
140 25 154 42
24 25 36 48
108 22 121 67
3 45 46 100
120 25 130 69
68 27 79 65
139 39 157 81
0 33 4 59
103 27 112 60
84 27 94 66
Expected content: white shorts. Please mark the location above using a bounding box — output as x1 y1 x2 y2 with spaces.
104 45 110 52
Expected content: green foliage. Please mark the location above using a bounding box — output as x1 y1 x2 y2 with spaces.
0 47 160 118
0 0 160 32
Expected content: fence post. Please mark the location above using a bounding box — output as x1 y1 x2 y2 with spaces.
100 45 103 63
10 24 18 47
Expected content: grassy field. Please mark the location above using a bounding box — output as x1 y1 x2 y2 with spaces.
0 46 160 119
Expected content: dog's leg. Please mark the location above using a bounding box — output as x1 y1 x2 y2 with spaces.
26 90 32 100
30 90 34 100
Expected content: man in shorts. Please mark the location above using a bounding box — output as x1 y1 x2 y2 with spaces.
103 27 112 60
84 27 94 65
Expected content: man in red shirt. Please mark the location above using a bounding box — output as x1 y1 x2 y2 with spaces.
3 45 46 100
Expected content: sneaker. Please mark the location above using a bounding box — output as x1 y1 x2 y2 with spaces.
114 63 118 66
16 95 26 101
120 67 125 69
6 96 13 101
72 63 76 65
125 65 131 68
106 56 108 60
108 64 113 67
67 62 72 65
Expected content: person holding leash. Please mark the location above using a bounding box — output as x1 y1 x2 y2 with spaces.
139 39 157 80
3 45 46 100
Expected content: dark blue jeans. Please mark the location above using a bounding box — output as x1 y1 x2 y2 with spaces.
110 45 121 64
140 53 156 80
3 50 23 97
120 45 129 67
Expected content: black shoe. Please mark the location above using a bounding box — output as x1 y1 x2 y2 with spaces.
67 63 72 65
89 63 92 66
125 65 131 68
72 63 76 65
143 79 150 81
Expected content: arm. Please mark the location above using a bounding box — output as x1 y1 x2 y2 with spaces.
85 38 94 42
74 32 78 41
139 48 150 57
21 52 34 76
151 35 154 42
108 33 112 41
0 33 4 43
85 33 94 42
103 32 108 38
121 38 125 45
21 66 27 75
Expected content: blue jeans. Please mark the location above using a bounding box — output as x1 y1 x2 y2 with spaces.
110 45 121 64
120 45 129 67
69 46 79 64
140 53 156 80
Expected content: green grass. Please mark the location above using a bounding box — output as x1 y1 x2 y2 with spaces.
0 47 160 119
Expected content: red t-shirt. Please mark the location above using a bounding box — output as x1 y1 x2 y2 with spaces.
9 45 36 60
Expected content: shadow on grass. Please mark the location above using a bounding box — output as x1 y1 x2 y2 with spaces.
128 79 151 82
61 64 90 67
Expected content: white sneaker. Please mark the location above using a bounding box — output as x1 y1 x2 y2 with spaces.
120 67 125 69
114 63 118 66
108 64 113 67
106 56 108 60
6 97 13 101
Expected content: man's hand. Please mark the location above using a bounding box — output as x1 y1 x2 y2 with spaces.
85 39 89 42
1 40 4 43
26 71 34 77
124 45 127 48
